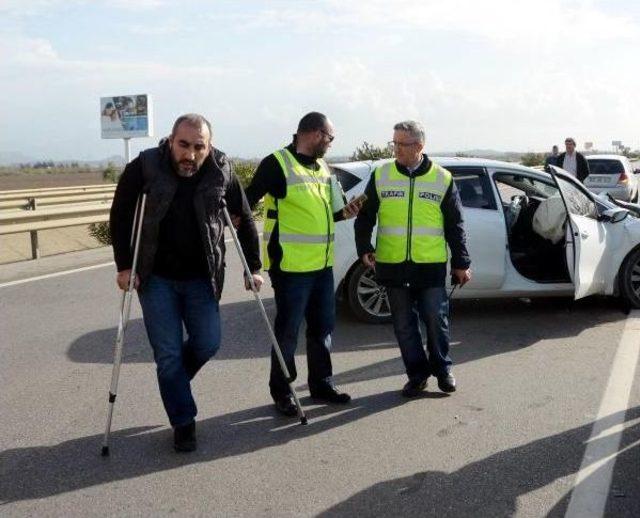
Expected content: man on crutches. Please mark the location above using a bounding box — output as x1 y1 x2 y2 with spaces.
108 113 262 452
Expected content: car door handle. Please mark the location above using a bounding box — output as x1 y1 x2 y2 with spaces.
580 231 589 239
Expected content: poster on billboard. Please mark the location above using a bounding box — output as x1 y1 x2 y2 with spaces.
100 94 153 139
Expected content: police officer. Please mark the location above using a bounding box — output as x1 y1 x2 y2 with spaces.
354 120 471 397
245 112 361 416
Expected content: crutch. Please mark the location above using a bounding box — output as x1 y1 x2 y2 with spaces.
101 193 148 456
220 199 308 425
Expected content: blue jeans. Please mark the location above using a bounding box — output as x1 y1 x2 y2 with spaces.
387 286 452 382
269 268 335 400
138 275 221 427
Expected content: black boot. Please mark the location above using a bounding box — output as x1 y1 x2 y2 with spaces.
401 379 427 398
310 385 351 404
174 421 196 452
273 395 298 417
437 374 456 393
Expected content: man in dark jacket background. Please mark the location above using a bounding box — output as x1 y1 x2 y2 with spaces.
555 137 590 182
544 145 559 170
110 113 262 452
354 120 471 398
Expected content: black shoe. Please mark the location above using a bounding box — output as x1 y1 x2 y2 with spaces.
173 421 196 452
274 395 298 417
402 379 427 398
310 386 351 404
437 374 456 393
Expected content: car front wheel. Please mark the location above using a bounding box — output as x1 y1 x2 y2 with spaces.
618 247 640 308
346 262 392 324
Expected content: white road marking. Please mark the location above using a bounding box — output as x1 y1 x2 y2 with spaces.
0 235 254 288
0 262 115 288
565 310 640 518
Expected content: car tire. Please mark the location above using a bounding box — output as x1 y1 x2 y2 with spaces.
618 247 640 308
346 262 392 324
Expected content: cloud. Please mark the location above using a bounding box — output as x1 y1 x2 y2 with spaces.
1 1 639 158
0 35 59 64
0 34 250 78
126 23 180 36
0 0 165 17
109 0 166 11
219 0 637 51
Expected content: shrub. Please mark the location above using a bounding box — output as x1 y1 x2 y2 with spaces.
351 141 394 161
88 163 120 246
102 162 119 183
520 153 546 167
88 221 112 245
232 159 262 217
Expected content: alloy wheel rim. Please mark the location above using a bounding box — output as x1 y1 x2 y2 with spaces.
357 269 391 318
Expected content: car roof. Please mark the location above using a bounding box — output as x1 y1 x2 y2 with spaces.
331 156 547 179
586 154 628 161
331 157 586 194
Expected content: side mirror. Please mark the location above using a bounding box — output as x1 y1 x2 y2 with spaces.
600 208 628 223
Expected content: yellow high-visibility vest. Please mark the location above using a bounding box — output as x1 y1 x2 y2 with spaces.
374 160 451 263
262 148 335 272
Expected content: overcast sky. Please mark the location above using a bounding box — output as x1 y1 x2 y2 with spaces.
1 0 639 161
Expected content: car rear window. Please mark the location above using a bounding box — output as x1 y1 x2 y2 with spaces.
331 167 362 192
587 159 624 175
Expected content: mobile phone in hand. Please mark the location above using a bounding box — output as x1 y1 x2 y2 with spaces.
349 193 368 206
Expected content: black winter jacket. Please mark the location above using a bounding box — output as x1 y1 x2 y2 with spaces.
110 142 260 299
555 152 590 182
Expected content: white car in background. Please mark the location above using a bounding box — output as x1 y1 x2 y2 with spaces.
330 158 640 324
584 154 639 202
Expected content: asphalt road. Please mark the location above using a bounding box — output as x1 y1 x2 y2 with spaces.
0 249 638 517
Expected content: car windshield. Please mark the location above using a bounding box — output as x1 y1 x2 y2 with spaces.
587 159 624 175
495 174 557 199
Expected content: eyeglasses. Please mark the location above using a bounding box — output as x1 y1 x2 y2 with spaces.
320 129 335 142
389 140 418 148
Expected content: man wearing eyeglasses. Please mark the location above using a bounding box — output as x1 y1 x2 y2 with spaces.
245 111 362 417
354 120 471 398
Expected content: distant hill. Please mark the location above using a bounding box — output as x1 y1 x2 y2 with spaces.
0 152 33 166
0 152 125 168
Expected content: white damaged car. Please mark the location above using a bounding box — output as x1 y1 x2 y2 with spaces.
330 158 640 323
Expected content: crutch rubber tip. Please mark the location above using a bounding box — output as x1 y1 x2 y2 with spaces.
101 446 110 457
300 416 308 425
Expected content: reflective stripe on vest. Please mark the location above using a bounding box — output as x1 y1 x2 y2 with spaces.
262 148 335 272
374 160 451 264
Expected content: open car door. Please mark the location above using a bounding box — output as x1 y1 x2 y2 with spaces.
549 166 608 299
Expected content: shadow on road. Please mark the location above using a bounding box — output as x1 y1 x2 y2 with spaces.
1 400 636 512
0 390 403 503
325 296 626 388
67 297 626 390
316 405 639 517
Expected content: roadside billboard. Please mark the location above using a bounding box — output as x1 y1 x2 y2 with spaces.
100 94 153 139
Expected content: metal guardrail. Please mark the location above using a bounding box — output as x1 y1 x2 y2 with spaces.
0 204 111 235
0 192 114 210
0 184 115 202
0 185 114 260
